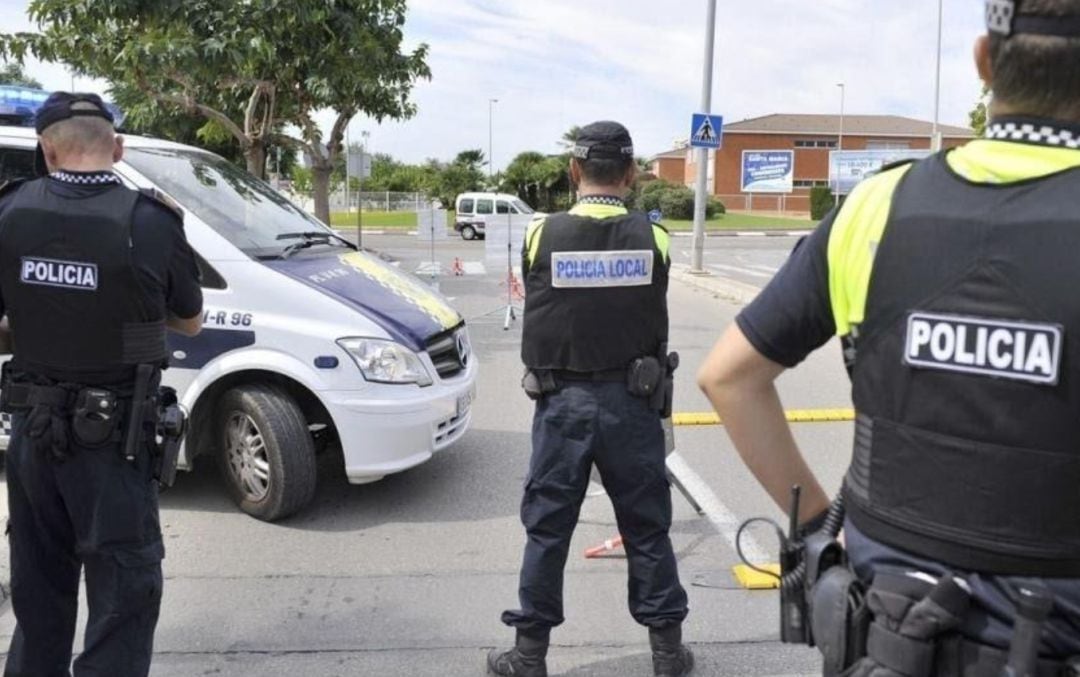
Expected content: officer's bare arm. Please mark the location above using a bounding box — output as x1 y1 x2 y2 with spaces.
697 323 831 525
167 313 202 337
0 317 10 354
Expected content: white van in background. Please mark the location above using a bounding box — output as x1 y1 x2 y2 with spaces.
454 192 535 240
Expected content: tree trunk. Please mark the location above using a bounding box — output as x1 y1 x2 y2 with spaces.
245 142 268 180
312 163 332 224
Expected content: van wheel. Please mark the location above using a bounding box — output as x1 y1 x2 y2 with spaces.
216 385 317 521
461 224 477 241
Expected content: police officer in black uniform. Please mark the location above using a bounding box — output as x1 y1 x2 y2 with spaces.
488 121 693 677
698 2 1080 674
0 93 203 677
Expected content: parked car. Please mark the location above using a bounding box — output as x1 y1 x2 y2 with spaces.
0 92 478 522
454 192 535 241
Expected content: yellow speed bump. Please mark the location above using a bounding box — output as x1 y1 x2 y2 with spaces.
732 563 782 590
673 408 854 427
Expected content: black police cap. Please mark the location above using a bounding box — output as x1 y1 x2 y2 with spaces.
572 121 634 161
987 0 1080 38
34 91 115 135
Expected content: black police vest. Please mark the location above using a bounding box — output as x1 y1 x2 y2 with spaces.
0 179 168 383
521 210 668 372
842 154 1080 577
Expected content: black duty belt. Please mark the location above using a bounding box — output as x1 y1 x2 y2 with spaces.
552 369 626 383
3 382 76 410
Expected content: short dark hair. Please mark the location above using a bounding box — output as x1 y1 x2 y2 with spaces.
576 157 634 186
990 0 1080 119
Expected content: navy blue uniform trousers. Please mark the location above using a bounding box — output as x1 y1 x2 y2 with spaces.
4 413 164 677
502 381 689 632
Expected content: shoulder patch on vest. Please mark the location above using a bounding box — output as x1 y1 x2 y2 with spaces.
138 187 184 222
904 312 1063 385
551 250 654 288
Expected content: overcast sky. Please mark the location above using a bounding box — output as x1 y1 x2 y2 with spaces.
0 0 986 170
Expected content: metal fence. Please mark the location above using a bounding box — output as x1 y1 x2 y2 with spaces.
329 191 433 212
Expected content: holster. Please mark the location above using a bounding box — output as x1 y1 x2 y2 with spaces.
522 369 557 401
153 386 185 488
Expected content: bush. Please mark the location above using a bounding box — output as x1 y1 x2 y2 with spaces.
658 187 696 220
810 186 836 221
706 197 726 218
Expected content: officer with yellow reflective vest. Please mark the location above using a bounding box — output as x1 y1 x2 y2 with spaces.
488 121 693 677
697 2 1080 675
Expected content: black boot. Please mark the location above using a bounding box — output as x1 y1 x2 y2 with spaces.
649 625 694 677
487 629 549 677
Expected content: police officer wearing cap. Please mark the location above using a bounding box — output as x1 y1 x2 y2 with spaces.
0 93 203 676
489 121 693 677
698 2 1080 675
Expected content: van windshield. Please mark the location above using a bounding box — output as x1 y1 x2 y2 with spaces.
124 147 346 259
512 199 535 215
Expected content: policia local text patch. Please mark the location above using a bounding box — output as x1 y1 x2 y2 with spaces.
551 250 653 288
20 257 98 291
904 312 1062 385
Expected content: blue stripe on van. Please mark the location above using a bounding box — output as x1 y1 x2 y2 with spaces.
168 329 256 369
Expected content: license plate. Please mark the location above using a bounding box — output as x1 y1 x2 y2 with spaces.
456 389 474 417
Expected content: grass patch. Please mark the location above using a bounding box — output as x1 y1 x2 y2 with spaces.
662 213 816 231
329 211 422 228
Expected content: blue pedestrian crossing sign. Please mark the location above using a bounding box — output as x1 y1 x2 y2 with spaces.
690 113 723 149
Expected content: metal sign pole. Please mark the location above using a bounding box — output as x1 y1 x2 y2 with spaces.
690 0 718 274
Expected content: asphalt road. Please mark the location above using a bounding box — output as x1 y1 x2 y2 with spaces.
0 233 853 676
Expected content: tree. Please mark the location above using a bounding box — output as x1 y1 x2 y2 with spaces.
0 60 40 88
3 0 430 223
970 85 990 137
559 126 581 150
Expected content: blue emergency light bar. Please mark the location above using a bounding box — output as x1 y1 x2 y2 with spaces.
0 85 125 129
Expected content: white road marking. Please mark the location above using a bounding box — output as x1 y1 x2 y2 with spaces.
747 264 780 274
416 262 442 275
665 451 771 563
708 263 774 279
463 261 486 275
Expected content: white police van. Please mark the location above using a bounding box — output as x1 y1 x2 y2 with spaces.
0 88 477 521
454 192 535 240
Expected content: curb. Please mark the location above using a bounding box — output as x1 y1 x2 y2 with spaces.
669 264 761 305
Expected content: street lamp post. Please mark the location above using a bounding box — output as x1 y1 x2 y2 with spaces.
489 98 498 184
690 0 718 275
932 0 944 151
836 83 845 206
357 130 370 249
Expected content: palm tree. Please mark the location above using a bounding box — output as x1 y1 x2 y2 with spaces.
559 126 582 150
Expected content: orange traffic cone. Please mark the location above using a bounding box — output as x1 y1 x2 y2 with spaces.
451 257 465 276
584 535 624 559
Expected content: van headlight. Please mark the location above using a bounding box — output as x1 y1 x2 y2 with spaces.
337 338 433 386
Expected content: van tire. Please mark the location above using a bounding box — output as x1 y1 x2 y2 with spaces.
216 385 317 521
461 224 477 241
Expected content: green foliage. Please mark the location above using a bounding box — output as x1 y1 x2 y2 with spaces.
291 165 313 196
0 60 40 88
3 0 431 222
970 85 989 137
658 187 696 220
810 186 835 221
501 151 570 211
707 197 726 218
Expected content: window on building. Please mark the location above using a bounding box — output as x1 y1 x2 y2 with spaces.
793 179 830 188
794 139 838 149
867 141 911 151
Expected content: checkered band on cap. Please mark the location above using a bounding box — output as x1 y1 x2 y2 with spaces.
986 121 1080 149
987 0 1016 34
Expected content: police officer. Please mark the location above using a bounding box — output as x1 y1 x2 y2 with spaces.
0 92 203 676
697 2 1080 674
489 121 693 677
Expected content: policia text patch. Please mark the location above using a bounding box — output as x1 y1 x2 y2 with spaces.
20 257 98 291
551 250 653 289
904 312 1062 385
